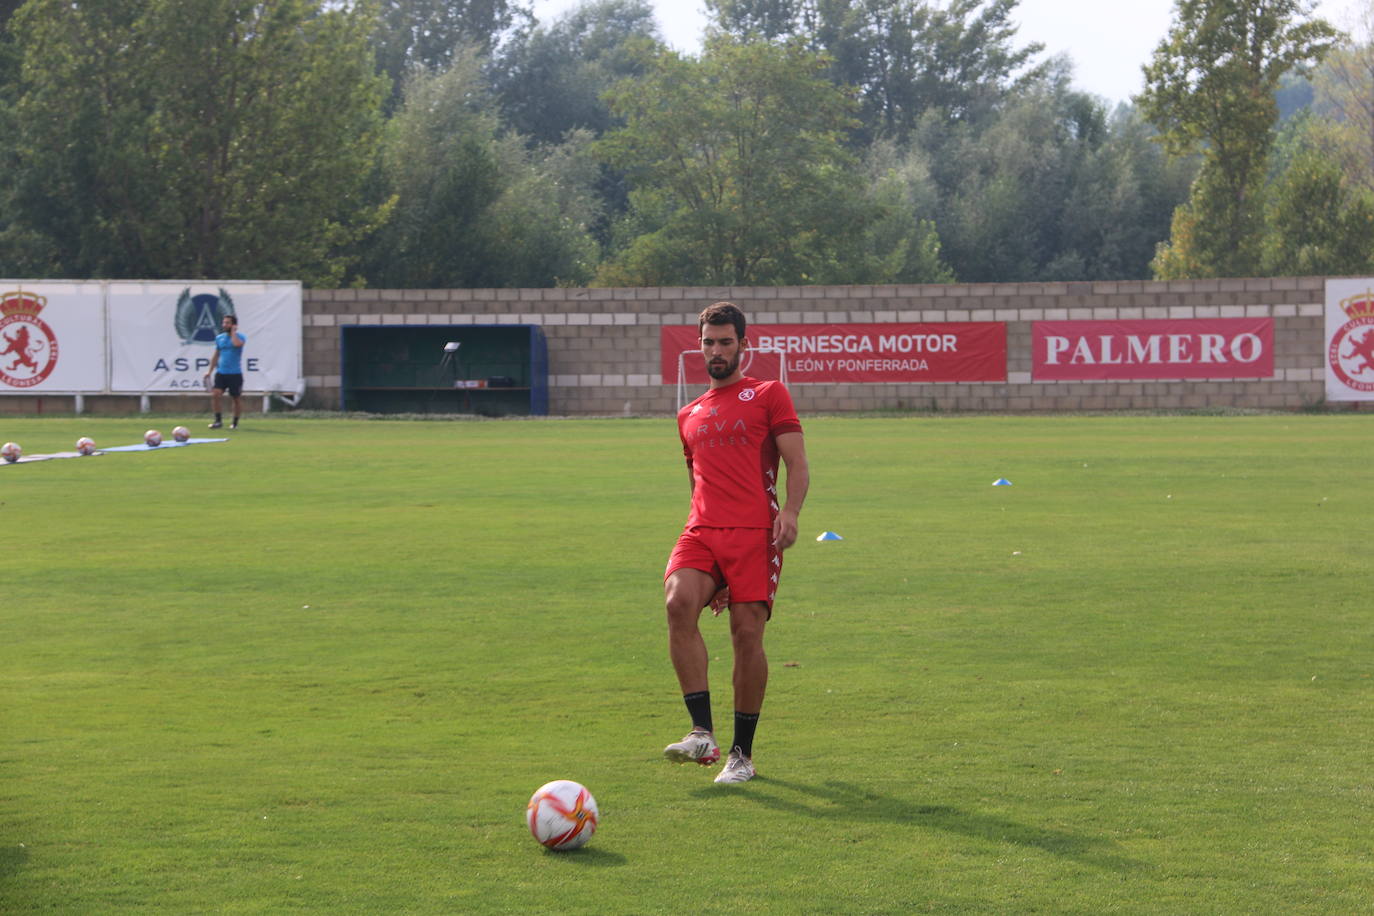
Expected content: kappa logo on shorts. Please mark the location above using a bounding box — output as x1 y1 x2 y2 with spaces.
738 388 756 402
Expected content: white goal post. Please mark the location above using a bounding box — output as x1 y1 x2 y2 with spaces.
675 348 788 411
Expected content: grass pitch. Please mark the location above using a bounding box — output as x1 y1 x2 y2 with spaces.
1 413 1371 913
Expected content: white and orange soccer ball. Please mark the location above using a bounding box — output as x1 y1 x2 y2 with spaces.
144 429 163 447
172 426 190 443
1 441 20 463
76 437 96 456
526 780 599 851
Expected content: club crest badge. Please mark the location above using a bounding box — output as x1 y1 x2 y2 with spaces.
1328 289 1374 394
174 287 237 345
0 290 59 388
738 388 757 402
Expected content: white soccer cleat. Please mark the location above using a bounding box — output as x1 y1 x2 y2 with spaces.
663 729 720 766
713 748 756 784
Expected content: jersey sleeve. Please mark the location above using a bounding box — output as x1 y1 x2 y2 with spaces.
766 382 802 437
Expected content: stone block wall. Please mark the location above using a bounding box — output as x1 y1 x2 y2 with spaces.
301 276 1333 415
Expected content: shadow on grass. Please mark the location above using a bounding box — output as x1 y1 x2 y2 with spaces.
693 777 1141 873
541 845 628 867
0 843 29 878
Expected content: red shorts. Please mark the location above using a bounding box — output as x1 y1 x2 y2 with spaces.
665 526 782 616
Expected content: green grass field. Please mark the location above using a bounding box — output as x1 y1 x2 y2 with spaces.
1 412 1371 913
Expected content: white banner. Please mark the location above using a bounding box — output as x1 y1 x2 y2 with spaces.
0 282 108 393
108 281 303 394
1325 278 1374 402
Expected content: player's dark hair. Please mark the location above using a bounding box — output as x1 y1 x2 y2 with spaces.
224 314 237 325
699 302 746 339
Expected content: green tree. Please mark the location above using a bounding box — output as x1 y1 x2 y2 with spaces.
1139 0 1336 278
860 140 956 283
1262 114 1374 275
706 0 799 39
3 0 388 285
492 0 660 145
372 0 520 105
489 0 660 248
0 15 24 277
1064 105 1199 280
707 0 1046 143
597 37 932 286
364 49 599 287
860 193 955 283
1 0 147 277
1311 3 1374 196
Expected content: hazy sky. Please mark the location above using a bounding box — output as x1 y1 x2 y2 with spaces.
528 0 1364 106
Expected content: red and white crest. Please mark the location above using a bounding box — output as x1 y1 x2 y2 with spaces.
0 290 59 389
1328 291 1374 394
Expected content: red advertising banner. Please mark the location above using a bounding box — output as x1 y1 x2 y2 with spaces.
1032 318 1274 381
661 323 1006 384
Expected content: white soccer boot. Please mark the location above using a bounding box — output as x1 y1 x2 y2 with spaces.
713 748 756 784
663 729 720 765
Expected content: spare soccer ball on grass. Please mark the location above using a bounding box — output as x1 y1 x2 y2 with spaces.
144 429 162 447
76 437 96 456
1 442 20 463
526 780 599 851
172 426 190 442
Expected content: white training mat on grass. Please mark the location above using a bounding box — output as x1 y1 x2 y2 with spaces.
1 438 227 464
97 438 228 453
4 451 90 463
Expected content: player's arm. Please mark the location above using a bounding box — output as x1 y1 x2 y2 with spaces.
204 349 219 378
773 432 809 551
230 327 244 347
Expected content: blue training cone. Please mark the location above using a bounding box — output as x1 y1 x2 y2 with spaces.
993 478 1013 486
816 531 844 541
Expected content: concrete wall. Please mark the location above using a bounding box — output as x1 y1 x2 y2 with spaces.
301 276 1331 415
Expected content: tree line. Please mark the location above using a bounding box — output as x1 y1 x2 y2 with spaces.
0 0 1369 288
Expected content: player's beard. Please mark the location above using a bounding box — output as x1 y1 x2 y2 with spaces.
706 351 740 380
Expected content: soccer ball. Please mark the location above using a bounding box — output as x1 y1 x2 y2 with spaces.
526 780 599 851
76 437 96 456
144 429 163 447
172 426 190 443
1 442 20 463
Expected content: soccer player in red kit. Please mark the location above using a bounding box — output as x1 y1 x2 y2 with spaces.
662 302 810 784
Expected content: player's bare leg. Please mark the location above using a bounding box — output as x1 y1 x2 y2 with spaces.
716 601 768 783
727 601 769 713
665 568 716 694
209 387 224 428
663 568 722 765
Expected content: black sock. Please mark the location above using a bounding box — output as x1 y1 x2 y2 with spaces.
214 413 222 422
682 691 712 734
732 711 760 758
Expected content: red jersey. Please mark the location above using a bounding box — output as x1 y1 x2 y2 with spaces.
678 377 803 529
